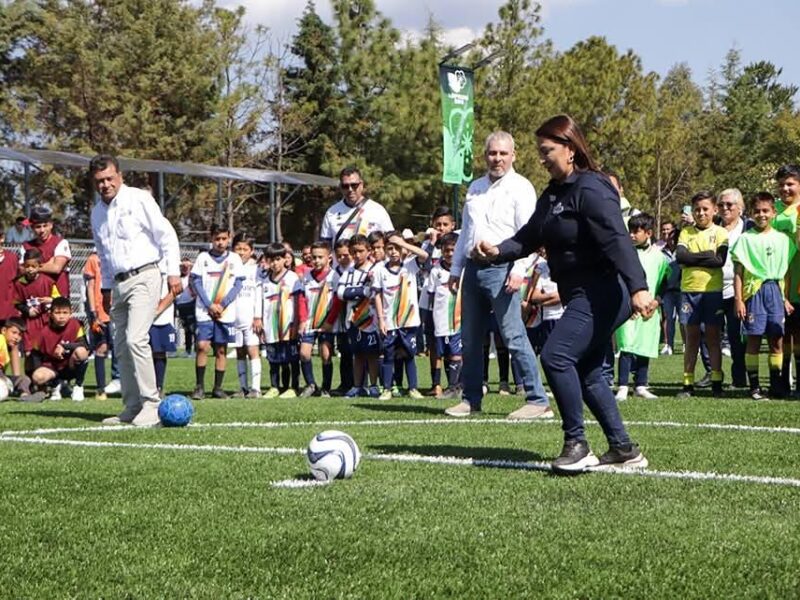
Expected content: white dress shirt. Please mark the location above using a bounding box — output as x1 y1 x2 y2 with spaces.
91 184 180 289
451 168 537 278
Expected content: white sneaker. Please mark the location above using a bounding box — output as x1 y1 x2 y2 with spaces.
506 403 555 420
659 345 673 356
71 385 85 402
444 401 477 417
132 400 161 427
634 386 658 399
49 386 62 401
615 386 629 402
104 379 122 395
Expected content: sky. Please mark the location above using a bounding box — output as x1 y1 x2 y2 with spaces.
213 0 800 91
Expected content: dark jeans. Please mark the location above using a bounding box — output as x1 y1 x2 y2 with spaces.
661 289 680 348
618 352 650 387
540 276 632 446
722 296 747 385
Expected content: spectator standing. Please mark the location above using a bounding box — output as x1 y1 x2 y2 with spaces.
5 216 33 244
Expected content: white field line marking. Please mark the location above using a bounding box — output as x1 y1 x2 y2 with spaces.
4 417 800 438
3 434 800 489
271 479 331 489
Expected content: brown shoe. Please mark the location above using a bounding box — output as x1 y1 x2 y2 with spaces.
506 403 555 420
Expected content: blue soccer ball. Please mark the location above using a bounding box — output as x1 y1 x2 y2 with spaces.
158 394 194 427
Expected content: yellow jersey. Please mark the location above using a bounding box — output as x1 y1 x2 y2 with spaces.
678 224 729 293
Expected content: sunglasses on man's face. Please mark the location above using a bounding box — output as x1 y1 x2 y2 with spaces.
718 202 736 209
341 182 362 190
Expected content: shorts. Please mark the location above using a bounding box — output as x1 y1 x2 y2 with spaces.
149 323 177 353
265 341 298 365
196 321 234 345
39 363 84 382
383 327 418 356
300 331 335 346
420 308 435 337
679 291 724 327
435 333 462 358
347 327 382 355
743 281 785 337
234 327 260 348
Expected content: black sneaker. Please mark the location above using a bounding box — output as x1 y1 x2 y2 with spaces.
551 439 599 474
596 443 648 470
191 386 205 400
211 388 229 399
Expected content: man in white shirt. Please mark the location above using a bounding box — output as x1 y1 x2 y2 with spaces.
444 131 552 419
89 155 181 427
320 167 393 249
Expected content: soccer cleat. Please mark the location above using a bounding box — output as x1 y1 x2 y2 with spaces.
367 386 381 398
596 443 648 471
634 386 658 399
695 373 712 388
343 387 364 398
104 379 122 395
71 385 85 402
132 400 161 427
299 384 317 398
191 386 205 400
391 385 401 398
659 344 673 356
498 382 512 396
444 401 478 417
551 439 599 474
615 385 629 402
319 390 332 398
211 388 229 399
751 388 768 401
264 387 280 399
378 389 393 401
506 403 554 421
408 388 424 400
279 388 297 399
19 391 46 403
246 389 261 399
677 385 693 399
49 385 62 401
95 392 107 401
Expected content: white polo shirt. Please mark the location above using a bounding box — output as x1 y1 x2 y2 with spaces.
320 198 394 243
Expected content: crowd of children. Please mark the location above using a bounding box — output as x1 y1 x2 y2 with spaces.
3 164 800 405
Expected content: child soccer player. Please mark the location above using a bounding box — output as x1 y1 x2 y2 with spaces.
0 319 46 402
426 232 463 399
367 231 386 265
335 234 381 397
0 227 20 325
733 192 797 400
150 263 177 398
13 248 58 356
615 213 670 400
373 232 429 400
84 250 118 399
420 206 457 396
254 242 304 398
299 241 336 397
328 238 354 394
29 297 89 400
676 191 729 397
175 257 197 357
232 233 262 398
190 225 244 399
522 248 564 357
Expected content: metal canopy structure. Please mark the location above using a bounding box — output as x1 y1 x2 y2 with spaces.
0 146 339 241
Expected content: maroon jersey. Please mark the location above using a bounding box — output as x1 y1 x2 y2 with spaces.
35 317 85 372
13 274 59 350
0 250 20 321
23 234 70 297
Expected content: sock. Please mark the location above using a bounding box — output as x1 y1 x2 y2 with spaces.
781 356 791 391
153 356 167 390
281 364 290 389
291 359 300 389
682 372 694 387
745 353 759 390
405 356 418 390
301 360 316 386
394 358 404 387
94 355 106 390
497 347 510 384
195 365 206 389
483 347 490 382
250 358 261 391
380 358 394 389
270 363 280 388
711 370 723 383
74 361 89 386
770 352 784 392
237 359 248 390
431 366 442 387
213 369 225 391
446 359 463 388
322 362 333 391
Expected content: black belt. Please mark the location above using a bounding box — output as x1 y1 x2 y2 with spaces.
114 262 158 283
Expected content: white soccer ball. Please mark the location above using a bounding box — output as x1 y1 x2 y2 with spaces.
0 377 10 402
306 430 361 482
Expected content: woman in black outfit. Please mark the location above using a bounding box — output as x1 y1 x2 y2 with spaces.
474 115 657 473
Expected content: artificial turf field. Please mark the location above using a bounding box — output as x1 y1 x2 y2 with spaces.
1 352 799 598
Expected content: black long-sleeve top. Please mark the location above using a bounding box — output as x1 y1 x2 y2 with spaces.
495 170 648 300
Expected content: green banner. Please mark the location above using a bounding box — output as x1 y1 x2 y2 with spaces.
439 65 474 185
